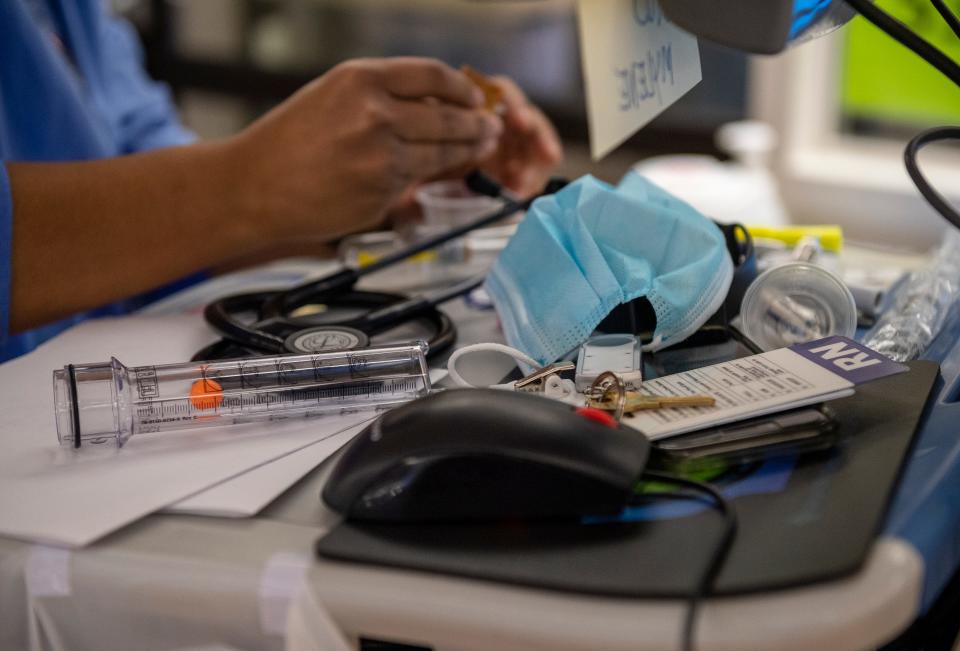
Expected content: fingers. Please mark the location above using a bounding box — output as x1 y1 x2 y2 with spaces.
381 58 483 108
490 75 534 132
490 76 563 164
399 139 498 181
526 105 564 164
390 98 503 143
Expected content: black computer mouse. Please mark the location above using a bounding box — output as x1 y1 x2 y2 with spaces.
322 389 650 523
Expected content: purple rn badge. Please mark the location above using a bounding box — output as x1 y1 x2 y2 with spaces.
790 336 910 386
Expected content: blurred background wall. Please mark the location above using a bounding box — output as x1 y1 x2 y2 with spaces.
115 0 749 183
113 0 958 250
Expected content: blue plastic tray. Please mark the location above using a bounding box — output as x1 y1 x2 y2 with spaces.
884 301 960 612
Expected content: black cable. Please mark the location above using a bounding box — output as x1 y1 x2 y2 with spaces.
357 198 528 277
843 0 960 87
464 169 506 198
203 290 289 355
904 127 960 230
424 274 486 305
638 470 738 651
842 0 960 232
260 174 568 320
204 173 569 361
262 195 528 317
931 0 960 41
358 281 482 330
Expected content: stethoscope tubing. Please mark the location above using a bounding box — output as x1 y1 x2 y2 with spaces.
200 175 567 360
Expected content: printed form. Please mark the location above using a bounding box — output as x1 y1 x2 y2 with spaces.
625 347 857 439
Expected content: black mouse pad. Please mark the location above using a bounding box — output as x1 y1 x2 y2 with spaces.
316 361 938 597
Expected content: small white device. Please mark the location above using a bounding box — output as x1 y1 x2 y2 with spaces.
575 334 643 392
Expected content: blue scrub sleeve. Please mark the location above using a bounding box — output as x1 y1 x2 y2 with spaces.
94 8 195 152
0 162 11 353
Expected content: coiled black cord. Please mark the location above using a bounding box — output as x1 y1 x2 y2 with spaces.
904 127 960 230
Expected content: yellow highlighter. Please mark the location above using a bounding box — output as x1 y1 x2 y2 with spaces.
744 225 844 253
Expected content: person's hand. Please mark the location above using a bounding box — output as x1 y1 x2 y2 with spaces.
228 57 503 241
480 76 563 196
383 74 563 227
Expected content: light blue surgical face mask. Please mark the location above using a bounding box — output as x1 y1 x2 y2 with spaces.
484 172 733 366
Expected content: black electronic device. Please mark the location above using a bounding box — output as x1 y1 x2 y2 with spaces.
322 389 650 523
658 0 854 54
654 405 839 464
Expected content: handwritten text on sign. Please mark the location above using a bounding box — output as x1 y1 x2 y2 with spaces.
578 0 701 159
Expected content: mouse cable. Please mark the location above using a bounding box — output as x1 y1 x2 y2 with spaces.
842 0 960 232
638 470 739 651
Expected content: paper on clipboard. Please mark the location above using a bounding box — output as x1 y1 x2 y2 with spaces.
577 0 701 159
623 337 909 439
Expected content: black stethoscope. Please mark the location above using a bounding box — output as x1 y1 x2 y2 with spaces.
192 173 568 362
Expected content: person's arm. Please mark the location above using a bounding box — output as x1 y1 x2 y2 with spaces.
7 58 501 333
8 141 247 332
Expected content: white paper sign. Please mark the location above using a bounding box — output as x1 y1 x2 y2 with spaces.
578 0 702 159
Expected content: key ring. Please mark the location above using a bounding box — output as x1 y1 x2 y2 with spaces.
587 372 627 423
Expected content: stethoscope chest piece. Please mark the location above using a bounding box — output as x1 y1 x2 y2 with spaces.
283 326 370 354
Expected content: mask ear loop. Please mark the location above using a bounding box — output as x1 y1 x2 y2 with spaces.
586 371 626 423
641 334 663 353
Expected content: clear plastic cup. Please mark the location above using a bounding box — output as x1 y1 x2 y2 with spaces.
740 262 857 351
338 231 402 270
337 230 442 290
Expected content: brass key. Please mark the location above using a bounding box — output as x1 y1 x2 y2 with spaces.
619 394 716 412
586 372 716 422
587 390 715 414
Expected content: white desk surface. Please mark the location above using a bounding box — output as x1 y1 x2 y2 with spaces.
0 444 924 651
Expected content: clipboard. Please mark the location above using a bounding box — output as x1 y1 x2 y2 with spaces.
317 361 938 596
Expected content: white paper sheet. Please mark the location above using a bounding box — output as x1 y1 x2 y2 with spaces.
578 0 701 159
165 369 447 517
0 316 370 547
166 418 373 517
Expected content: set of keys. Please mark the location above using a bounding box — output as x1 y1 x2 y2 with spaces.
515 363 715 423
584 371 715 422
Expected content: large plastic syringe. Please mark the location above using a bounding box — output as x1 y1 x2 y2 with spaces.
53 342 431 448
